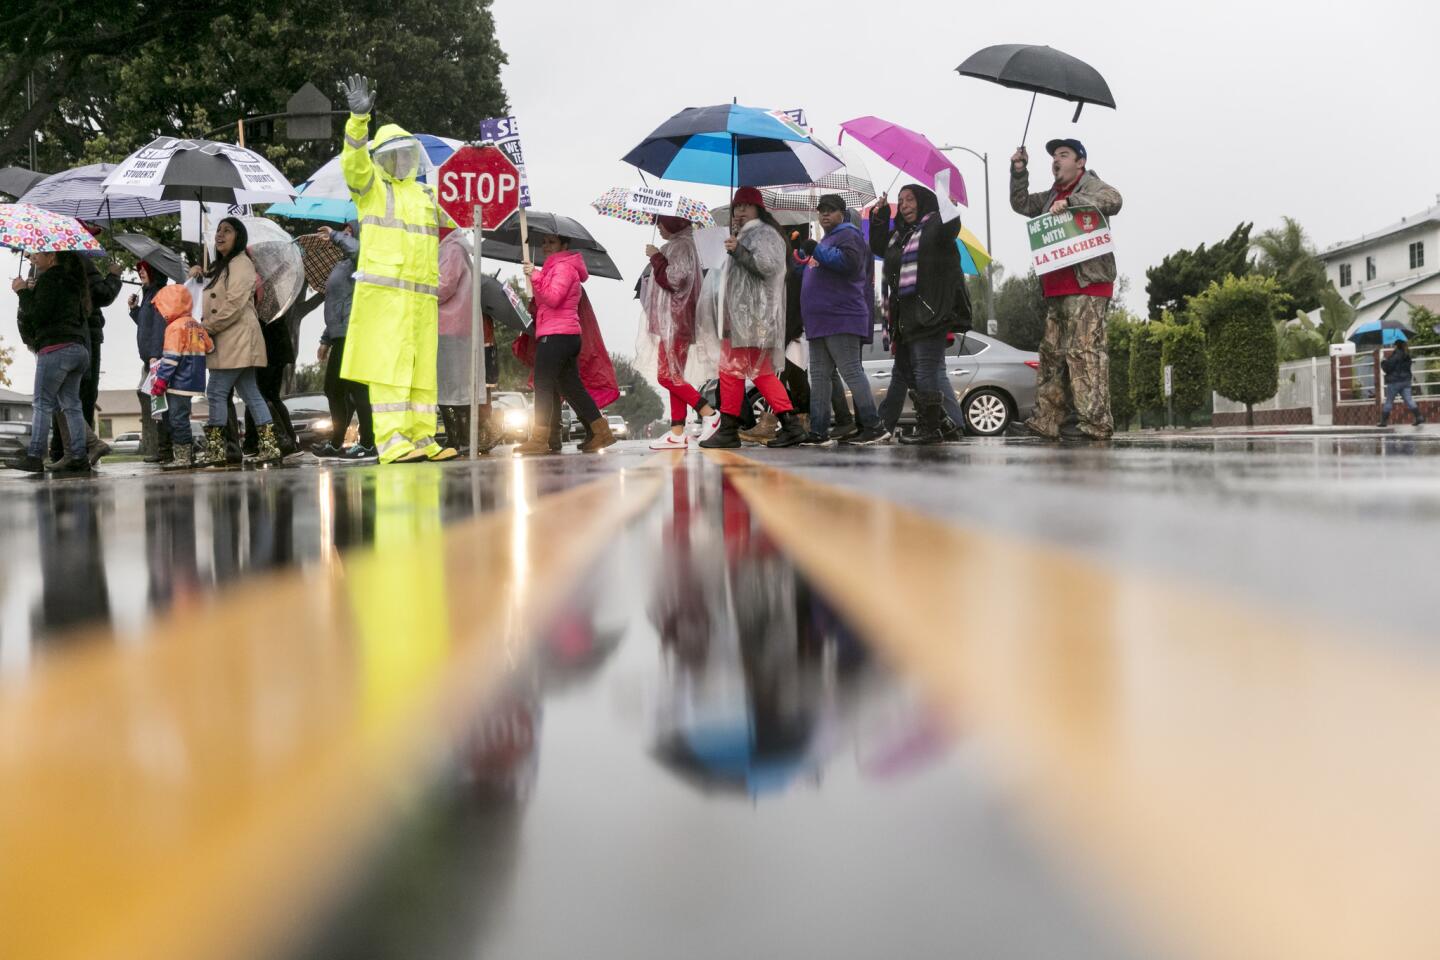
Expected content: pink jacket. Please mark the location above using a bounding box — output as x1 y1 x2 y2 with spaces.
437 231 473 338
530 249 587 337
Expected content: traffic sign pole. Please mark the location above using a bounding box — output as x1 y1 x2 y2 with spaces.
470 201 484 459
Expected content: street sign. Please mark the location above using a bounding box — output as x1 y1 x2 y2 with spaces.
437 146 520 230
1163 364 1173 398
285 83 332 141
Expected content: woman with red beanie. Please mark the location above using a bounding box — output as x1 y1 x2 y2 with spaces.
698 187 803 448
642 215 720 449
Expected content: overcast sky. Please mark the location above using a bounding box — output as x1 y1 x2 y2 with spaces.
4 0 1439 395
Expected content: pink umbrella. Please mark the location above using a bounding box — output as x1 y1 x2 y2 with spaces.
838 116 968 206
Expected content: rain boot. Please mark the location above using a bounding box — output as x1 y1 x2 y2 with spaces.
1377 411 1390 428
767 411 806 448
899 393 944 445
442 406 469 456
514 424 552 457
1414 409 1426 427
255 423 283 465
164 442 195 471
699 413 742 449
580 417 616 453
200 426 228 468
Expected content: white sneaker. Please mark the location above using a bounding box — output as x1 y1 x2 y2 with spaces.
698 412 723 443
649 432 689 450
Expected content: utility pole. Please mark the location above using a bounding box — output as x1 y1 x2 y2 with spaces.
939 144 997 337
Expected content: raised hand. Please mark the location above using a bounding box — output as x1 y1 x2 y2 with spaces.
338 74 375 116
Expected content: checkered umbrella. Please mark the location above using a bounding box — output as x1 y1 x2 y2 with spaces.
761 144 877 212
297 232 347 294
590 187 716 228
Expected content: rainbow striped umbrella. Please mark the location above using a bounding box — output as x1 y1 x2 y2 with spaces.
0 203 104 254
590 187 716 228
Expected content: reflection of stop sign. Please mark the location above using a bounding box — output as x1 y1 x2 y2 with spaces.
437 145 520 230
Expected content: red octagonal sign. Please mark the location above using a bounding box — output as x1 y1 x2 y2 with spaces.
437 145 520 230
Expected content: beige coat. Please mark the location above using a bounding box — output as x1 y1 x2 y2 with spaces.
202 252 266 369
1011 168 1123 289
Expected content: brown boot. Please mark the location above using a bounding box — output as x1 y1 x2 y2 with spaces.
738 411 779 444
513 425 552 457
580 416 616 453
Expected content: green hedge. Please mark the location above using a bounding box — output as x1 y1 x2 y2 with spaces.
1129 322 1166 414
1190 275 1286 409
1161 321 1208 415
1107 316 1137 429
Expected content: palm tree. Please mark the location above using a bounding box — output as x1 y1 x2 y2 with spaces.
1252 217 1332 315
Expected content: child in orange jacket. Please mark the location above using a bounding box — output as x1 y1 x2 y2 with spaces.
149 284 213 467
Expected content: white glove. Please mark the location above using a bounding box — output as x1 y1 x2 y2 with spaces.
338 74 375 116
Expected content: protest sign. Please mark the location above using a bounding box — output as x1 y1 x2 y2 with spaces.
622 187 679 218
478 116 532 208
1026 205 1114 276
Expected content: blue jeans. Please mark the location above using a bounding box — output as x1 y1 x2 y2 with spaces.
206 367 271 427
1383 381 1418 414
166 394 194 444
877 333 964 430
809 334 879 437
29 343 89 459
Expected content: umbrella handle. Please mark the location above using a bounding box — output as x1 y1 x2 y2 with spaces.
1020 91 1038 148
1072 101 1084 123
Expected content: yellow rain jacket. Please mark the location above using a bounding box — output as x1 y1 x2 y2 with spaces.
339 113 453 460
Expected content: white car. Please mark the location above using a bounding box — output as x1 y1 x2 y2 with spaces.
111 431 142 455
606 415 629 439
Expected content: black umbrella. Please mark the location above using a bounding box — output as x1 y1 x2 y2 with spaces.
488 210 606 252
479 274 533 333
112 233 188 283
0 166 47 200
957 44 1116 144
479 238 623 281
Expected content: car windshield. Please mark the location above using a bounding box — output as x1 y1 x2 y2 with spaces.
282 395 329 414
493 393 525 410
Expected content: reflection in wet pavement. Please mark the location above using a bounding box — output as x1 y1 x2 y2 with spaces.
0 450 652 672
293 460 1143 960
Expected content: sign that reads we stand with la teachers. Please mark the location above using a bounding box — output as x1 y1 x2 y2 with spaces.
1027 206 1114 276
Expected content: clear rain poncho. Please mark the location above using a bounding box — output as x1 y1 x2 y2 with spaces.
695 217 788 380
637 225 702 383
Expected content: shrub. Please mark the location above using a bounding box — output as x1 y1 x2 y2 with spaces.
1107 314 1136 429
1190 274 1288 424
1128 321 1165 417
1160 321 1208 416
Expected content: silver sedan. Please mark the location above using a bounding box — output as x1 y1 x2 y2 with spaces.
858 332 1039 436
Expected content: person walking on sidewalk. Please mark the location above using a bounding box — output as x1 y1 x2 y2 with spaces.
193 217 281 466
7 251 92 474
147 284 212 469
514 234 616 455
699 187 804 449
1379 337 1425 427
797 194 888 446
1009 138 1123 441
314 222 377 459
642 215 720 449
870 183 971 445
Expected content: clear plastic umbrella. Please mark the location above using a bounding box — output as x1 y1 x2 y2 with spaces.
208 216 304 323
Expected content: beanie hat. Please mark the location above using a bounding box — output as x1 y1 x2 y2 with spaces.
731 186 765 210
656 215 692 235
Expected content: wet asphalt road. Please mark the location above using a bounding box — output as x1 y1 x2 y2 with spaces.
2 431 1433 959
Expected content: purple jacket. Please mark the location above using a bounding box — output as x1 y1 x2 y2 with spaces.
799 222 873 340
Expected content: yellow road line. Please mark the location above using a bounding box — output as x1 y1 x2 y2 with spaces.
708 449 1440 960
0 460 666 960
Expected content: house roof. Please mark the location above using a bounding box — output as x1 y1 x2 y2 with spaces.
1400 293 1440 315
1343 270 1440 336
0 387 32 405
1320 203 1440 261
96 389 142 416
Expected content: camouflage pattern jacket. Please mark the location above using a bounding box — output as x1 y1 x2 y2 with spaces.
1011 168 1123 289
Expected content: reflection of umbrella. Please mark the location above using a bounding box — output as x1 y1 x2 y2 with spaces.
481 274 533 333
213 216 303 322
21 163 181 220
296 232 346 294
103 137 295 204
1351 319 1412 346
0 203 104 254
112 233 188 283
590 187 716 227
956 44 1117 142
268 133 462 222
839 116 967 205
480 238 623 281
0 166 47 200
653 723 816 798
622 103 843 189
488 210 607 252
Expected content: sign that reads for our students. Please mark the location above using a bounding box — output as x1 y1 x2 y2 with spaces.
622 187 679 218
1027 205 1114 276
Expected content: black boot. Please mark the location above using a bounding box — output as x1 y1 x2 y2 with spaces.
699 412 742 449
768 411 806 448
1414 409 1426 427
900 392 944 445
1378 412 1390 428
441 406 468 455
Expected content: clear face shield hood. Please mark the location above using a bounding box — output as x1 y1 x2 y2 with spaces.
372 137 421 181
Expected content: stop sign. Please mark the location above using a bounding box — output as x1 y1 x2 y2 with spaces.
437 145 520 230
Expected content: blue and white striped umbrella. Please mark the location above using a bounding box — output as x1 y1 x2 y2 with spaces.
21 163 180 220
622 104 844 189
267 133 461 222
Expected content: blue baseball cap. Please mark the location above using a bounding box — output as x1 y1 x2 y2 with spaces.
1045 138 1087 160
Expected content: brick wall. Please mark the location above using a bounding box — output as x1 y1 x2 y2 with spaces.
1212 407 1314 428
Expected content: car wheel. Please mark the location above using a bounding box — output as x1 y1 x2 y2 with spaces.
963 388 1011 436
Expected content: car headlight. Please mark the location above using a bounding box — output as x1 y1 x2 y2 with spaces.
503 408 527 429
312 418 332 433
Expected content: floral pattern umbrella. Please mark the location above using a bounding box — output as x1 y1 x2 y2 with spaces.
0 203 104 254
590 187 716 227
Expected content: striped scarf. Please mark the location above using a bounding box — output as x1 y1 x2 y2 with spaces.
895 212 934 297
